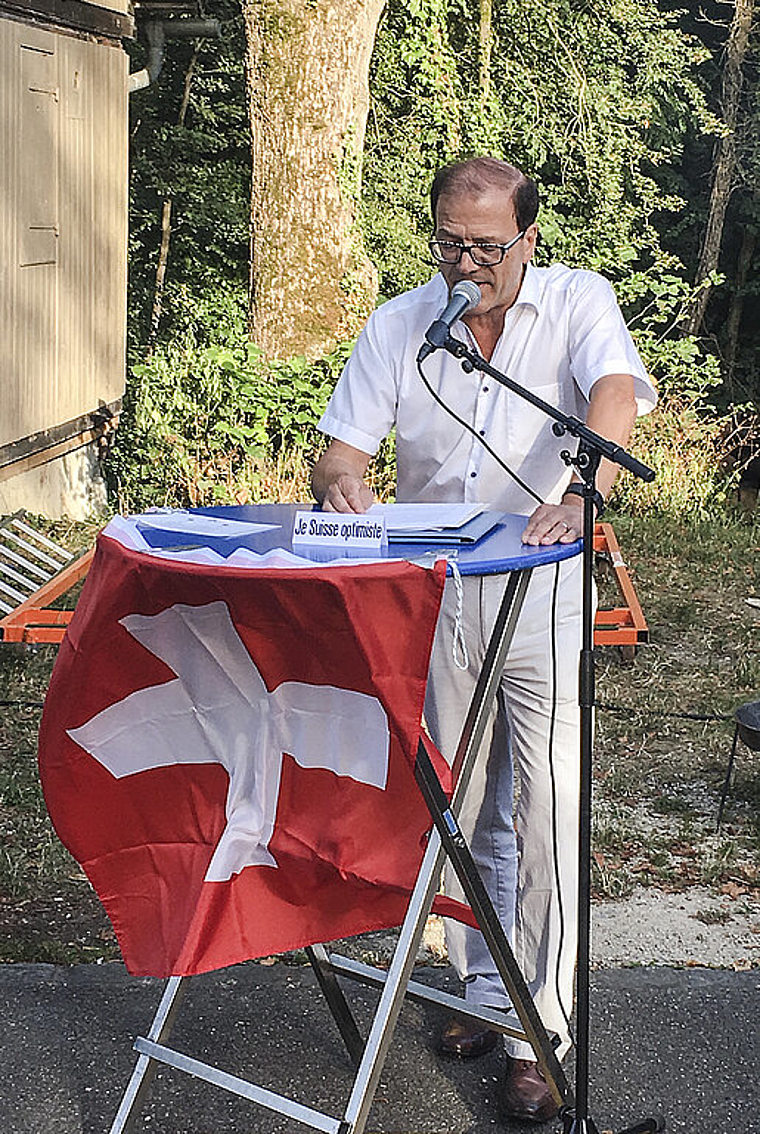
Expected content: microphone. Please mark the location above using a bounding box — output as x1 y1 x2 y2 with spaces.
418 280 482 362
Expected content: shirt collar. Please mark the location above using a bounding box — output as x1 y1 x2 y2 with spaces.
513 262 541 312
430 262 542 313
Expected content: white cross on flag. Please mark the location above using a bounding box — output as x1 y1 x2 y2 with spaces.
39 531 448 977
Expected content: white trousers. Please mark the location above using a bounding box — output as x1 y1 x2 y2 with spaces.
424 557 585 1061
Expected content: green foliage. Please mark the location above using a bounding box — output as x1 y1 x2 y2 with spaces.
362 0 723 383
108 332 354 511
622 271 723 399
128 3 249 349
664 2 760 408
365 0 718 275
108 330 397 511
610 395 737 517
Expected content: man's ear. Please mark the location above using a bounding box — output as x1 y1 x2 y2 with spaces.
522 224 539 263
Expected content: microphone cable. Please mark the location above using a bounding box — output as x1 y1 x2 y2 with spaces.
415 356 545 507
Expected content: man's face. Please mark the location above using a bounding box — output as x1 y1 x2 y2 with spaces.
433 187 537 316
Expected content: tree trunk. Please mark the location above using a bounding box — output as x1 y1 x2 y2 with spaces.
149 44 201 346
242 0 386 359
724 224 756 394
683 0 754 336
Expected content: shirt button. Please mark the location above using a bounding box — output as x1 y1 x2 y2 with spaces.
479 430 485 436
470 471 477 478
482 386 489 393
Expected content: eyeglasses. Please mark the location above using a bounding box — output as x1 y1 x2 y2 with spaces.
429 231 526 267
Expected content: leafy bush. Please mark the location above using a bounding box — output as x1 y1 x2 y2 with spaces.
106 334 397 512
361 0 729 410
127 6 249 348
610 395 740 516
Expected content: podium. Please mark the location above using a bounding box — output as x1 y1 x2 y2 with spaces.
39 504 583 1133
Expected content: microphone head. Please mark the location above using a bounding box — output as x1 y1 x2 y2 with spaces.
451 280 482 311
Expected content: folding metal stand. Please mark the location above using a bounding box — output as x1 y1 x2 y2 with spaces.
108 562 578 1134
717 700 760 829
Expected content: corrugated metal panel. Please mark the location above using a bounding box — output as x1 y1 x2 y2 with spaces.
0 14 127 452
0 26 14 442
57 31 127 426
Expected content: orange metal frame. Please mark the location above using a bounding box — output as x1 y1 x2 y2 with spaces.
0 548 94 644
593 521 648 648
0 524 648 650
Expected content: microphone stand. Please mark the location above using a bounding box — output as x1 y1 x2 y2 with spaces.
425 332 661 1134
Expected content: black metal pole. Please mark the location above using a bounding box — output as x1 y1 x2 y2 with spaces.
563 451 600 1134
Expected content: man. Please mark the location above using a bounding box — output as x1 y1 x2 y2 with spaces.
311 157 656 1124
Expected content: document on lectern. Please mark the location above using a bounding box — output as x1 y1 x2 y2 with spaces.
368 502 501 544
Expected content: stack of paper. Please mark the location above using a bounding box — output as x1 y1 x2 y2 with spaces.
368 503 499 544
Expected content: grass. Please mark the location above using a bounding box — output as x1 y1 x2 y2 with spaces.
591 508 760 901
0 505 758 963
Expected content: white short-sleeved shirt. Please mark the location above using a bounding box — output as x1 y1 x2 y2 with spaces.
318 264 657 515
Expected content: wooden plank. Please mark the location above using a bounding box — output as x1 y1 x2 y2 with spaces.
0 426 114 481
1 607 74 643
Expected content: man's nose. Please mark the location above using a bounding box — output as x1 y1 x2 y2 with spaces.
458 248 479 271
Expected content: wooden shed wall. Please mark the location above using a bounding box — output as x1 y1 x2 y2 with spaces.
0 13 128 454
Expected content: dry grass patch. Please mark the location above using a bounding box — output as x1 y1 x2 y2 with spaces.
592 510 759 901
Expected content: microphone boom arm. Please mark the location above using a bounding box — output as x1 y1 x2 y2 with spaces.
438 332 655 483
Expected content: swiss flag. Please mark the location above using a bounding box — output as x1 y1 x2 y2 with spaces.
39 533 452 977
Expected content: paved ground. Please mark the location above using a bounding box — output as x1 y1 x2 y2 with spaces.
2 959 759 1134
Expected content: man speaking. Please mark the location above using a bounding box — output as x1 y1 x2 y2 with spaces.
311 157 656 1124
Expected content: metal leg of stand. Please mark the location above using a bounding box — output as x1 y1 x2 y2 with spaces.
306 944 365 1067
414 740 572 1110
717 724 740 829
616 1121 666 1134
563 469 665 1134
338 827 448 1133
447 570 530 804
563 1117 664 1134
565 1120 601 1134
109 975 187 1134
323 952 533 1042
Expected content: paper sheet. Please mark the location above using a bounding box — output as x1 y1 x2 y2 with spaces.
134 512 278 539
368 502 482 533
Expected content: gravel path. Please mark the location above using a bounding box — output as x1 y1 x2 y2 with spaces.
591 884 759 969
407 884 760 971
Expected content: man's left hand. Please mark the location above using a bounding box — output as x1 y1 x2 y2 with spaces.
521 501 585 546
521 372 636 545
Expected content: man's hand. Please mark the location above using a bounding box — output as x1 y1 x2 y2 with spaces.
522 500 584 546
322 474 375 514
311 439 375 514
522 372 638 545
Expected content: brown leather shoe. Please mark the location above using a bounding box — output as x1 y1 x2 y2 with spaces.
498 1057 559 1123
438 1015 499 1058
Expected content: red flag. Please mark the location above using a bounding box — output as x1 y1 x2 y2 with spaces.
39 533 450 977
